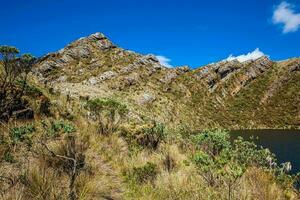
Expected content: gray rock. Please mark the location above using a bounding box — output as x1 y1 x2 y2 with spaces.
88 77 98 85
99 71 117 81
124 76 137 86
253 56 273 73
290 62 300 72
160 71 178 83
121 64 139 74
86 71 117 85
207 75 217 89
57 75 67 82
214 61 241 79
78 68 85 74
176 66 190 73
246 67 257 79
196 68 210 80
138 93 156 105
145 54 159 63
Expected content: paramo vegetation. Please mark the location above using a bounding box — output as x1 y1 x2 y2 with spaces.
0 46 299 200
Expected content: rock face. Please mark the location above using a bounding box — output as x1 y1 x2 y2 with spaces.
34 33 116 83
138 93 156 105
33 33 300 129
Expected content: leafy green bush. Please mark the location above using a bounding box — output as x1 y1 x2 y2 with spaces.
137 122 166 149
231 136 276 168
85 98 127 115
41 120 76 137
192 129 231 156
190 129 295 199
125 162 158 184
85 98 128 135
0 46 36 121
10 124 35 145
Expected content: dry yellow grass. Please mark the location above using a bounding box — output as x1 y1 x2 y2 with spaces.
0 98 299 200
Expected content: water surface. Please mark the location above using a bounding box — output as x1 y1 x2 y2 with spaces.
230 129 300 175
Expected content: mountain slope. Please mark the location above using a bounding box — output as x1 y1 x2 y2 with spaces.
34 33 300 129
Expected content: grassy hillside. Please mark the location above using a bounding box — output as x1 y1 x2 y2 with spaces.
33 33 300 130
0 88 299 199
1 34 300 199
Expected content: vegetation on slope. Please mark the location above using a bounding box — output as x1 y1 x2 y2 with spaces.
1 106 299 199
33 33 300 130
1 43 300 199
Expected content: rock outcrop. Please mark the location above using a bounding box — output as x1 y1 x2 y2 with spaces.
33 33 300 129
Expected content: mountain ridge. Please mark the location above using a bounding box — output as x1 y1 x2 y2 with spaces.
33 33 300 129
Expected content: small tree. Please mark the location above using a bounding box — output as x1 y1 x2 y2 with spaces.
85 98 128 135
218 151 245 200
191 130 244 189
138 121 165 149
192 129 231 157
0 45 35 120
192 150 218 186
40 133 87 200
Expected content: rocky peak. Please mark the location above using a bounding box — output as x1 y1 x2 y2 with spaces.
34 33 119 82
61 32 115 52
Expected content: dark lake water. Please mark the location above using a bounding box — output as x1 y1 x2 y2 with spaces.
230 130 300 175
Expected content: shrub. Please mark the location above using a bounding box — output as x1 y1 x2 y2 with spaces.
41 120 76 137
137 122 166 149
192 150 217 186
9 124 35 145
0 46 36 120
192 129 231 156
16 80 43 96
162 151 176 172
42 135 88 200
231 136 276 169
190 129 297 199
3 151 16 163
125 162 158 184
85 98 128 135
39 95 51 116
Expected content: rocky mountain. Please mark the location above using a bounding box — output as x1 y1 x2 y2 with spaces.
33 33 300 129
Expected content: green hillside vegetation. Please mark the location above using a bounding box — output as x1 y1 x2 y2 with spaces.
0 97 299 199
33 33 300 130
1 37 300 199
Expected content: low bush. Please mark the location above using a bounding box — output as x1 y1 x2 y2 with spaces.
125 162 158 184
121 122 166 150
192 129 231 156
9 124 35 145
190 130 295 199
41 120 76 137
85 98 128 135
137 122 166 149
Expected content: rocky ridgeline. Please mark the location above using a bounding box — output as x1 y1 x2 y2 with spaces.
194 56 274 91
34 32 281 94
34 33 112 80
32 33 300 129
34 33 176 85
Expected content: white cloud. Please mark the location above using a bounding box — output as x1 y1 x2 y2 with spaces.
226 48 266 62
272 1 300 33
156 55 173 68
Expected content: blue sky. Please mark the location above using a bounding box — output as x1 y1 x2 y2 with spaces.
0 0 300 68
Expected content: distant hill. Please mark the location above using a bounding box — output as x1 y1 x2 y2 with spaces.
34 33 300 129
